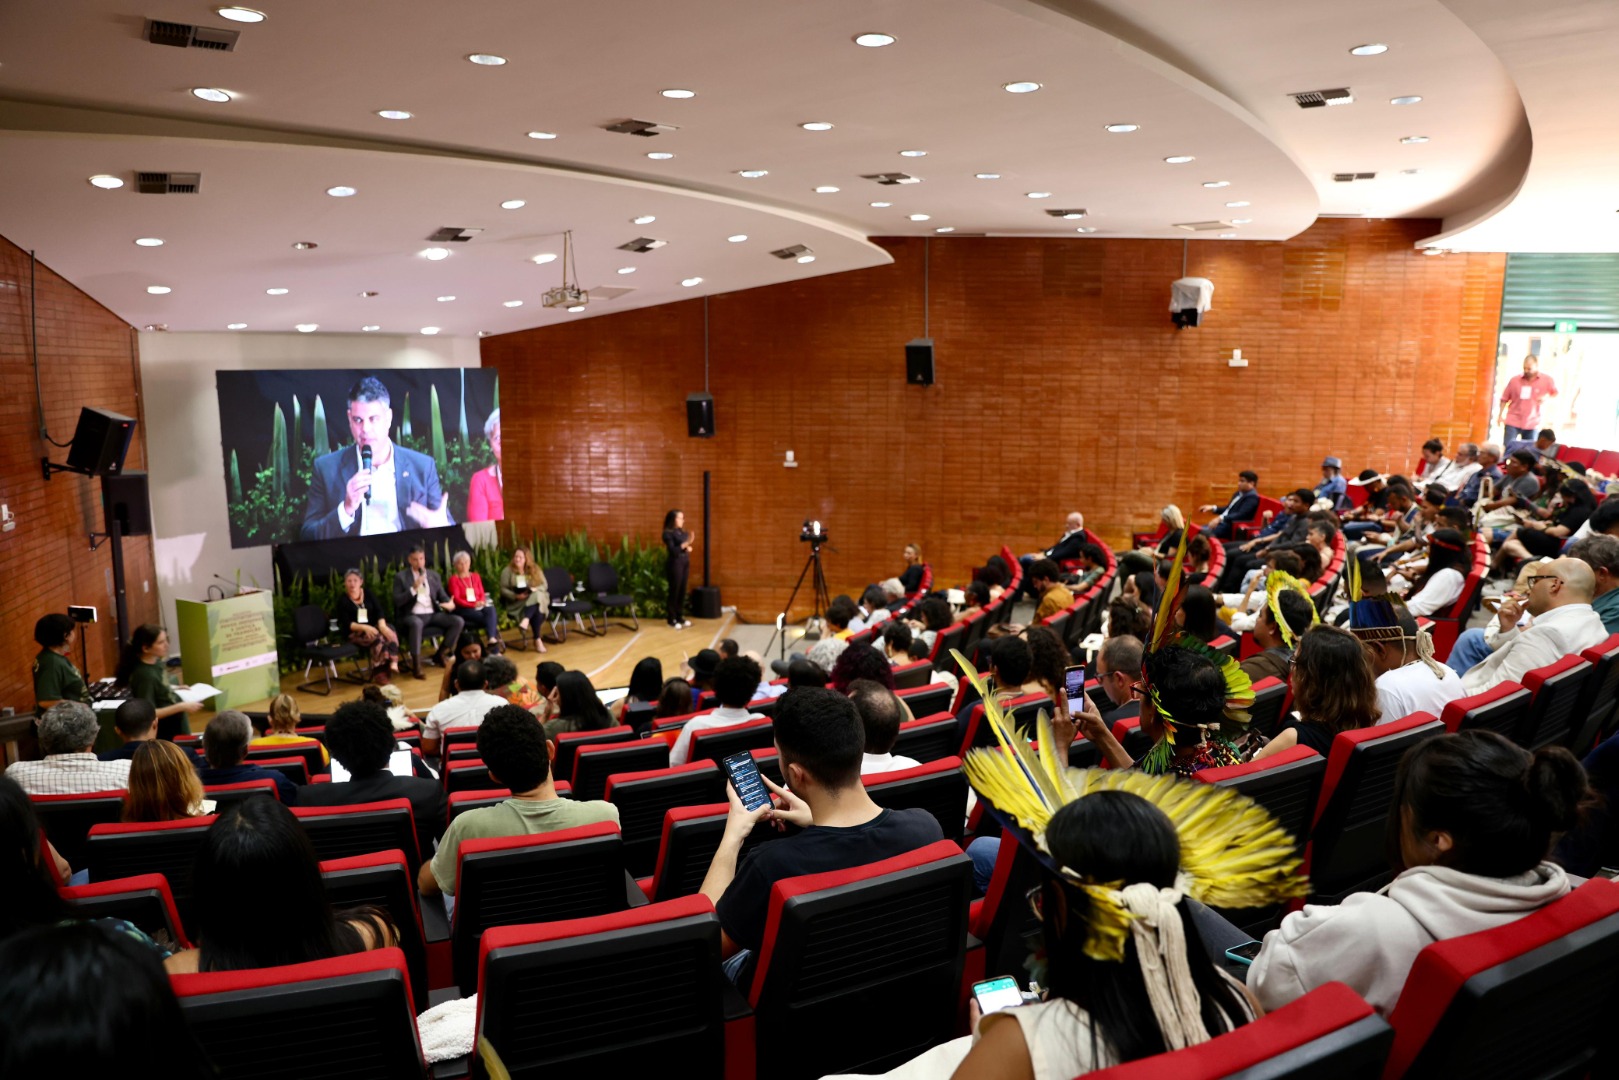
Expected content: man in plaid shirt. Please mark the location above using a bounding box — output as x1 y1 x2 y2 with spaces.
6 702 131 795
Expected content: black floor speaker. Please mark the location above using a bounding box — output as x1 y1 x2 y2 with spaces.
102 471 152 536
689 587 722 619
905 339 935 385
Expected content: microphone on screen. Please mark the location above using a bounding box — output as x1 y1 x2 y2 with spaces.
360 445 372 504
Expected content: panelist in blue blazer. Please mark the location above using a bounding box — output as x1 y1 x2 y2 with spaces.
301 376 454 540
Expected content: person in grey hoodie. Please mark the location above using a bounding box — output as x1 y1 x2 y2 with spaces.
1251 730 1590 1016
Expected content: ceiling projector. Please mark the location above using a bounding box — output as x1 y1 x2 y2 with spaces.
541 285 589 309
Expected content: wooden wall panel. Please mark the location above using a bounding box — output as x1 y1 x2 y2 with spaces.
483 219 1506 621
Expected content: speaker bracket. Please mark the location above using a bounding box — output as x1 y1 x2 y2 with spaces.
41 456 89 481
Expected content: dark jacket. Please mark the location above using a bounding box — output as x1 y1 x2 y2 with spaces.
293 770 448 848
1216 490 1261 527
198 762 299 804
392 567 453 622
301 443 450 541
1045 529 1089 563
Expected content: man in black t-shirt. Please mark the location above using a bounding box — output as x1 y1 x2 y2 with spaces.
700 687 942 984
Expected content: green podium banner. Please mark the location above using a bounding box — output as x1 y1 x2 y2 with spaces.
176 591 280 711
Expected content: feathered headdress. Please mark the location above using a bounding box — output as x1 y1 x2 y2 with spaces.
1264 571 1318 649
1347 595 1448 679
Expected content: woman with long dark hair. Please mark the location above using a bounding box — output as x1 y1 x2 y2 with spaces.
114 624 203 737
541 670 617 740
1403 527 1471 617
663 509 694 629
1175 585 1230 644
165 798 394 974
1495 478 1597 572
619 656 664 722
1253 624 1379 760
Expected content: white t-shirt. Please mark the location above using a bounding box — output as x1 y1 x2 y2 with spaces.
1375 660 1467 724
860 752 922 776
1404 567 1466 617
669 706 761 767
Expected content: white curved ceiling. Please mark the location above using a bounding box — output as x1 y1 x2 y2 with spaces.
0 0 1603 334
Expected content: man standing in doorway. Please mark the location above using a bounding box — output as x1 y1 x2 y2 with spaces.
1499 355 1559 443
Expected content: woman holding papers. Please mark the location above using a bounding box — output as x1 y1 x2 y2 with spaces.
114 625 204 736
497 547 548 653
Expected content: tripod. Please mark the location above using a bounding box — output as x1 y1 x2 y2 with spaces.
765 542 833 661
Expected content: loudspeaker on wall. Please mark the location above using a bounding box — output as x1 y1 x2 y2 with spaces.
686 392 715 438
101 471 151 537
65 406 137 476
905 339 935 386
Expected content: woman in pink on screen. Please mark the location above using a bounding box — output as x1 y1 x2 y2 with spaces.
467 408 504 522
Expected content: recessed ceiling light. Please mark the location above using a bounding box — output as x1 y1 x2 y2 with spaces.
1164 155 1195 165
617 267 636 275
142 324 167 332
1350 43 1389 56
291 241 317 250
813 185 840 193
633 214 657 224
358 290 378 298
362 325 381 331
800 122 834 131
660 88 696 99
646 152 674 160
467 54 506 65
1401 168 1422 175
899 149 927 157
1104 123 1140 133
1203 180 1230 188
871 201 892 208
1026 191 1052 199
1219 233 1237 239
797 254 816 264
530 253 557 264
934 227 955 233
500 199 526 210
526 131 557 140
736 169 769 178
88 174 123 189
1003 81 1042 94
436 295 456 302
478 331 492 337
974 173 1001 180
682 277 703 287
566 305 585 313
1232 217 1253 224
376 109 412 120
146 285 171 295
421 248 451 261
227 322 248 329
326 185 357 197
1225 200 1250 208
854 32 895 47
296 323 320 333
215 6 266 22
1390 95 1422 105
1076 227 1097 233
134 237 163 247
908 213 930 221
419 327 444 336
503 300 523 308
727 234 748 243
1400 135 1430 144
191 87 232 103
265 287 289 295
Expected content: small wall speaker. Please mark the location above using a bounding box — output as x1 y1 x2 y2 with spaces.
905 339 935 386
101 471 152 537
686 392 715 438
65 406 137 476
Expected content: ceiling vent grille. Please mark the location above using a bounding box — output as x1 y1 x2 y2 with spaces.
1332 172 1377 182
144 19 240 50
587 286 636 301
772 245 813 260
861 173 921 186
135 171 202 194
1173 220 1233 232
617 237 668 253
426 227 483 243
603 119 679 137
1044 208 1088 219
1289 88 1353 108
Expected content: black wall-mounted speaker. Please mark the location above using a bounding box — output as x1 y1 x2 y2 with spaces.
101 471 152 537
686 392 715 438
65 406 137 476
905 339 935 386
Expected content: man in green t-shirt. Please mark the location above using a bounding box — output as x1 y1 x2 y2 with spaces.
418 704 618 898
33 613 91 715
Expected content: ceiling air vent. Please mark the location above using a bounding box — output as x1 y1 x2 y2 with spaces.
1289 88 1353 108
617 237 668 253
1044 209 1088 219
1332 172 1377 182
135 172 202 194
587 286 636 301
772 245 813 260
1173 220 1233 232
603 119 679 137
861 173 921 186
426 227 484 243
145 19 240 50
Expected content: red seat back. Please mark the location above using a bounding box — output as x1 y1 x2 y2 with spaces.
861 756 967 842
61 872 190 950
891 712 957 763
290 798 421 869
1437 682 1533 739
551 724 636 779
1570 633 1619 753
1520 655 1593 750
318 849 431 1012
570 740 671 801
602 760 726 878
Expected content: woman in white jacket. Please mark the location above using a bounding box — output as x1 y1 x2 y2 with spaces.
1250 729 1590 1015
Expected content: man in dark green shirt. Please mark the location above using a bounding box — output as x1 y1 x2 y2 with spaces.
33 613 90 715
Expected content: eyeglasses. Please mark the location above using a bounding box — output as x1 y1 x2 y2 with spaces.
1526 575 1562 588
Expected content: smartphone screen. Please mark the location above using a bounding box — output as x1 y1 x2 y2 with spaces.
1224 940 1264 966
723 751 773 812
1064 664 1087 715
972 976 1024 1015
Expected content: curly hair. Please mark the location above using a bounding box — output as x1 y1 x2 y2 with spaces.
1291 625 1380 735
476 705 552 791
829 642 895 693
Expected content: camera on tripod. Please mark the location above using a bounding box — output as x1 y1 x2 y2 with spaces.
800 519 829 544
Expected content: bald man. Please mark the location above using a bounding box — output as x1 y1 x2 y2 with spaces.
1019 512 1088 596
1461 557 1608 694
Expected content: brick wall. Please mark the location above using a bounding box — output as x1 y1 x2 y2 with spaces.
0 234 159 708
484 218 1505 621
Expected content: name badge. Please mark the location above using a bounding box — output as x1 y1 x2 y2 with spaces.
465 587 477 603
1521 386 1533 400
515 575 527 589
417 582 429 598
357 607 368 624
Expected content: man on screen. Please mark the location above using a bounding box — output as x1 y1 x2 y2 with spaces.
301 376 454 540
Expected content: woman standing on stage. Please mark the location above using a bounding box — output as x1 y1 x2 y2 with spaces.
663 509 694 629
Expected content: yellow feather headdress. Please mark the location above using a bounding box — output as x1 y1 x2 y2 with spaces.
1264 571 1319 649
952 648 1306 963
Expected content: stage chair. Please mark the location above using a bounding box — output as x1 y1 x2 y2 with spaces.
586 560 640 633
862 756 967 843
292 603 363 695
603 760 727 878
318 849 432 1011
61 872 191 950
290 798 421 869
543 566 598 642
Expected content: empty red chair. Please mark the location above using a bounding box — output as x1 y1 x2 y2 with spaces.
963 829 1045 990
1519 655 1594 750
84 815 216 928
1437 682 1533 739
61 872 190 949
571 741 670 801
291 798 421 869
891 712 958 763
204 779 280 809
603 760 726 878
551 724 636 779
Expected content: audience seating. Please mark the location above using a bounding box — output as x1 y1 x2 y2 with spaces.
749 746 785 787
742 840 971 1080
450 819 633 993
444 758 497 793
1438 683 1533 739
1570 633 1619 753
1383 879 1619 1079
244 738 326 779
173 947 427 1079
571 741 671 802
250 755 310 786
892 659 934 690
965 829 1045 990
84 815 217 928
290 798 421 869
1307 714 1444 905
603 761 727 878
550 724 636 779
1233 496 1285 541
1088 981 1391 1079
205 779 280 808
862 757 967 843
61 872 190 950
1247 676 1290 740
688 717 776 766
1424 547 1488 662
1519 655 1594 750
891 712 959 764
446 784 572 824
477 895 730 1078
896 682 954 719
959 692 1054 755
639 803 780 904
29 789 125 870
318 849 432 1012
928 620 971 674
